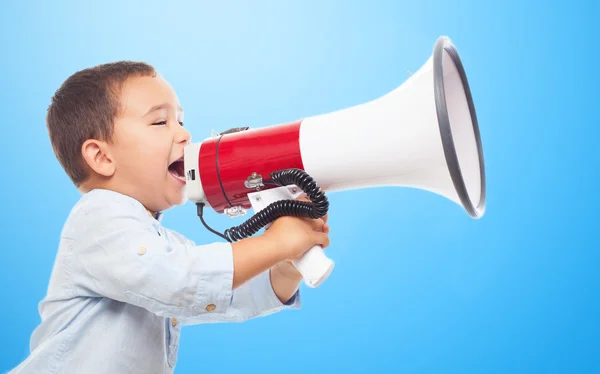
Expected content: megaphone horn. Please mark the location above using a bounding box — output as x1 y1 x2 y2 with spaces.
184 35 486 287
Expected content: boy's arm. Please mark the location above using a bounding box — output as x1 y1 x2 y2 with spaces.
270 261 303 303
175 237 301 326
177 199 330 324
68 196 294 321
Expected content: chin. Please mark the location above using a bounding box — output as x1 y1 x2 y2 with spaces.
168 188 188 207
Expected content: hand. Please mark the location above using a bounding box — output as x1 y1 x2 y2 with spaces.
263 197 331 263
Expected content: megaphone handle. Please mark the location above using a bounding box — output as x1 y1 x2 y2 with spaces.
247 186 335 288
291 244 334 288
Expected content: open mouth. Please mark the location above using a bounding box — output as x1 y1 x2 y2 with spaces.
168 157 186 183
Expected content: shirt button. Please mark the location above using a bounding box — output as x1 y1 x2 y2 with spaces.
138 247 147 255
205 304 216 312
171 318 178 326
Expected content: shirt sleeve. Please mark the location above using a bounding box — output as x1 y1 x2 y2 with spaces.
66 196 235 319
174 235 301 326
66 191 300 322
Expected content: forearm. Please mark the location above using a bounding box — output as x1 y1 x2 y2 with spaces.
231 235 286 289
270 261 303 304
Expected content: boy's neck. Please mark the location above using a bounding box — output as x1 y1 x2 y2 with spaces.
79 180 163 222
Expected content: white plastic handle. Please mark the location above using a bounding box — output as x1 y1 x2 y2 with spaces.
247 185 334 288
292 244 335 288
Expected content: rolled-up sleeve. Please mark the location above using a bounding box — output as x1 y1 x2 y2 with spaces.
174 235 301 326
67 195 235 319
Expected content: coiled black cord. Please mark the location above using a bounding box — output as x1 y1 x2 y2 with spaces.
196 168 329 243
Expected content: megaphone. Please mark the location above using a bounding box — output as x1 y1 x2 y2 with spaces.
183 36 486 288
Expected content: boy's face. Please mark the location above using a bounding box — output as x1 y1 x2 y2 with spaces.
102 74 191 213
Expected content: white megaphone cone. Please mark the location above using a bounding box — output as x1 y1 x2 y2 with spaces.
184 36 486 288
300 36 485 218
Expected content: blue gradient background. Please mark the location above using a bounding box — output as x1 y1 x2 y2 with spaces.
1 1 598 373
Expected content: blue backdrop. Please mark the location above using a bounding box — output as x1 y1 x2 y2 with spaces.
1 1 598 373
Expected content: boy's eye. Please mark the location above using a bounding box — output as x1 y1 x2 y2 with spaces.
152 120 183 126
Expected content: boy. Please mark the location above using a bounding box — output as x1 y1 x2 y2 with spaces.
11 61 331 373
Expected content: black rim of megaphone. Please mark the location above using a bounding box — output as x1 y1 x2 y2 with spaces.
433 36 486 218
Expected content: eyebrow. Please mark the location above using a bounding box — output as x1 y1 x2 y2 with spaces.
144 103 184 116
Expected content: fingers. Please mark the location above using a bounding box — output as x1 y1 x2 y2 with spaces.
309 217 328 232
306 217 325 231
313 232 331 248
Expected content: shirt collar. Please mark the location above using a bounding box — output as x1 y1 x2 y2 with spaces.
147 210 163 222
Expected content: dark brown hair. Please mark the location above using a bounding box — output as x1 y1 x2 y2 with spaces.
46 61 156 187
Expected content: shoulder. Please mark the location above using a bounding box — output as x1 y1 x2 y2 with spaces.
77 189 147 214
61 189 152 239
162 226 196 247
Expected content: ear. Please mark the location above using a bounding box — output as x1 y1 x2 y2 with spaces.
81 139 115 178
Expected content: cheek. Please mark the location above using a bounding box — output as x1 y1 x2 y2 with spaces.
114 136 169 176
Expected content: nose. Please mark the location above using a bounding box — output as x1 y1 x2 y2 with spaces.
176 124 192 145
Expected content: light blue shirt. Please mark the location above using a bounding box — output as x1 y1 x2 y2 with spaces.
10 189 300 373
